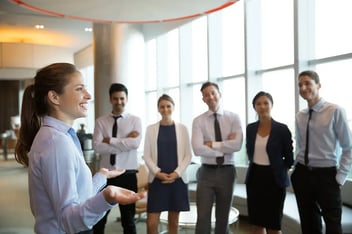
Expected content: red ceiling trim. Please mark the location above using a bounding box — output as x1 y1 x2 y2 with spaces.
11 0 238 24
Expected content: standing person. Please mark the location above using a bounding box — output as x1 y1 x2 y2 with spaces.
93 83 142 234
144 94 192 234
245 91 294 234
14 63 144 234
291 70 352 234
191 81 243 234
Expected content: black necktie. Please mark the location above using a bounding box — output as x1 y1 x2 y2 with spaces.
304 109 313 165
110 115 121 165
214 113 224 165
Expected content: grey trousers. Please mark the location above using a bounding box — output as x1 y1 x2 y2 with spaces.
195 164 236 234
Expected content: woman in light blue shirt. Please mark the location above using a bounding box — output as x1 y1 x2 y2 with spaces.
15 63 143 234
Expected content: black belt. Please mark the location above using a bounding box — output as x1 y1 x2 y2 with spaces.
74 230 93 234
125 169 138 174
202 164 234 169
296 163 336 172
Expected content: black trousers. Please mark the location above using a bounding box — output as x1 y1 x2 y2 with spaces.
93 172 137 234
291 163 342 234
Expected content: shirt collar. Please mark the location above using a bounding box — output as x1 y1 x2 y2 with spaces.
310 98 325 113
109 112 125 118
206 107 224 117
43 115 71 133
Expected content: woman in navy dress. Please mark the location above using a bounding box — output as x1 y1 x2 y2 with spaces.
144 94 192 234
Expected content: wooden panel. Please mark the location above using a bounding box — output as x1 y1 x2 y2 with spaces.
0 80 19 133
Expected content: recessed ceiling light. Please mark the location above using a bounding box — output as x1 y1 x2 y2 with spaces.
84 27 92 32
35 25 44 29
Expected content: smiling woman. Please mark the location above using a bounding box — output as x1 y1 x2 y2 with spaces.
14 63 144 234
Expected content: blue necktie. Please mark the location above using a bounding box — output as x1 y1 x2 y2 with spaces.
68 128 83 155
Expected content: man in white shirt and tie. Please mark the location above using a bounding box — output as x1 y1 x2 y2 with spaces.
93 83 142 234
191 81 243 234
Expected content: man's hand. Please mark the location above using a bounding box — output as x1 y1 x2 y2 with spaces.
99 168 126 179
228 133 236 140
103 186 145 205
127 131 140 138
204 141 212 148
102 137 110 144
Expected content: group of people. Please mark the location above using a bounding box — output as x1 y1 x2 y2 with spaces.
244 70 352 234
14 62 352 234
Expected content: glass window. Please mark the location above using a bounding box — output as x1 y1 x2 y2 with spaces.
141 0 352 179
221 1 245 76
145 39 157 91
262 69 295 131
222 78 246 132
191 16 208 82
165 29 180 87
222 77 247 165
316 60 352 129
157 29 180 87
261 0 293 68
145 91 158 127
315 0 352 58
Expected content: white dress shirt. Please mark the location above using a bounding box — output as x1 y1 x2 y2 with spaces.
192 108 243 165
93 112 142 170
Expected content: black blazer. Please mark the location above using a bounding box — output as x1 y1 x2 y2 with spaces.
245 119 294 188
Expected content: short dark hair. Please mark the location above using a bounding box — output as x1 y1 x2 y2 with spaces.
252 91 274 109
298 70 320 84
200 81 220 93
109 83 128 97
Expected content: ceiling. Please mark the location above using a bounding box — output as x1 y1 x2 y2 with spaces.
0 0 236 52
0 0 93 52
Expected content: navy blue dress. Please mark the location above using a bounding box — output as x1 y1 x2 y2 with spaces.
147 124 190 212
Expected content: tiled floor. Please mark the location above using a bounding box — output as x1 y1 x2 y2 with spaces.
0 156 252 234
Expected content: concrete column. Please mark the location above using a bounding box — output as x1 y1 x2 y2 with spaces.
93 23 145 118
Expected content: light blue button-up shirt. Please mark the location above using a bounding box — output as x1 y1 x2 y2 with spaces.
295 99 352 185
28 116 114 234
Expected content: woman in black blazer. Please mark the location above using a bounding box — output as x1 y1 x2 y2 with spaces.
245 91 294 234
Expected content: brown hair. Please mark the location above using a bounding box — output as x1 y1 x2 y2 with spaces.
200 81 220 93
15 63 79 166
298 70 320 84
157 94 175 107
